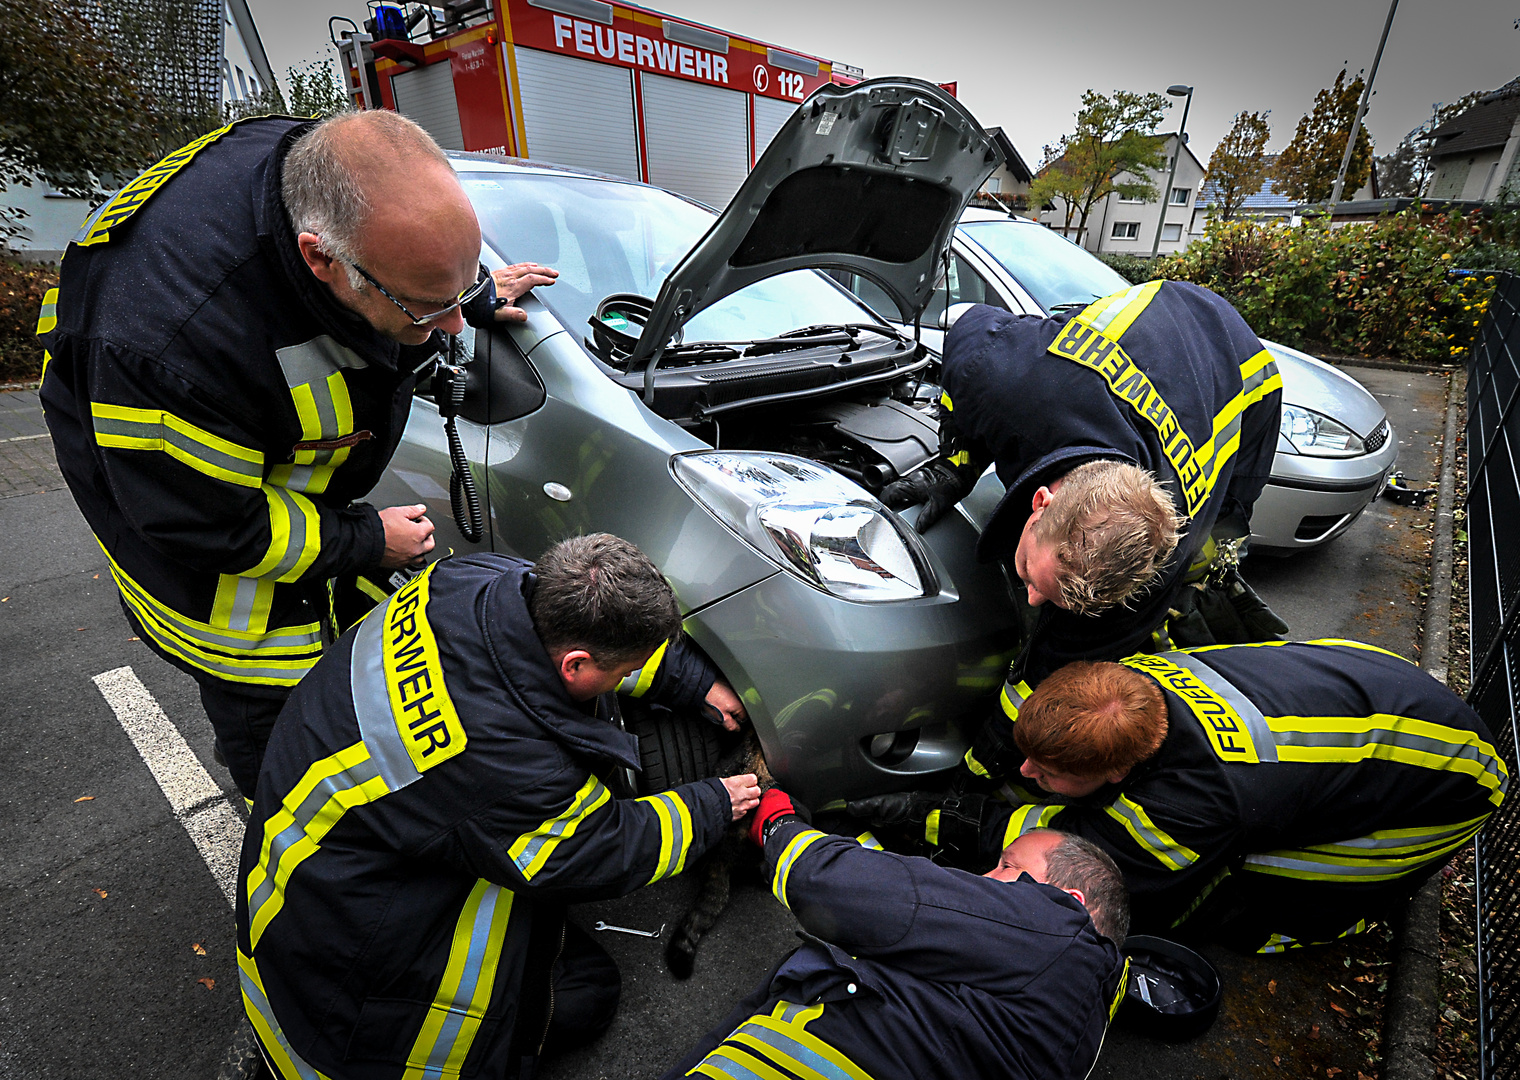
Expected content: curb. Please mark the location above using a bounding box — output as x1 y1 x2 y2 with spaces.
1382 367 1462 1080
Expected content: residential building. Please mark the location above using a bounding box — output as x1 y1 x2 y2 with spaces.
1037 134 1206 255
3 0 274 263
1426 77 1520 202
978 128 1035 207
1189 154 1296 232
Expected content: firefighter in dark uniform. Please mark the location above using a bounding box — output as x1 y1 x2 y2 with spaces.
37 110 556 798
855 640 1508 952
661 793 1129 1080
238 535 759 1080
884 281 1284 785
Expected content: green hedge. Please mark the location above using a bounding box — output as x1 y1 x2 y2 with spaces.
0 257 56 384
1152 210 1506 363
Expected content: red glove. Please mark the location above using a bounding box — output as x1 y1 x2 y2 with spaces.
748 788 798 847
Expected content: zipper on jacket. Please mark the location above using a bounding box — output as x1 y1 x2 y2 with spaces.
537 920 567 1055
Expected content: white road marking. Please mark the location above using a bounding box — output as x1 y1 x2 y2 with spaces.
92 666 243 908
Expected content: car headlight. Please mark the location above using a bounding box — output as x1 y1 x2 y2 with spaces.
672 451 934 601
1280 404 1366 457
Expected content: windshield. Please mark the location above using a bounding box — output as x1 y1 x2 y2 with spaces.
461 172 876 346
960 219 1131 314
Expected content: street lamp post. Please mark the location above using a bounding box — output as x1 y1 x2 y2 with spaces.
1150 83 1194 260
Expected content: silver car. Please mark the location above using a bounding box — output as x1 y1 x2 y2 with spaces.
370 80 1019 804
840 208 1399 551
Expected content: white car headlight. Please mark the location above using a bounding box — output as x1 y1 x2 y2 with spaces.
672 452 934 601
1280 404 1366 457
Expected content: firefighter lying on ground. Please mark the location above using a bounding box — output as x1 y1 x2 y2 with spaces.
236 535 760 1080
40 109 556 798
661 789 1128 1080
882 281 1286 785
849 640 1507 953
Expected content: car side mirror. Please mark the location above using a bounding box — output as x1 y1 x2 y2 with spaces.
940 302 978 331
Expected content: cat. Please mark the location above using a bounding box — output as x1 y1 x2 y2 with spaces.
664 730 775 979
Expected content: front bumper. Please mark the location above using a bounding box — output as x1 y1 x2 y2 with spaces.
682 505 1021 806
1251 424 1399 551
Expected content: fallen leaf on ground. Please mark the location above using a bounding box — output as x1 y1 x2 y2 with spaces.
1310 1023 1320 1039
1326 1070 1342 1078
1273 1057 1281 1066
75 627 86 631
1268 979 1277 994
73 796 94 803
128 637 139 641
91 888 107 899
92 574 98 579
192 942 206 956
1330 1002 1350 1016
197 977 215 990
1 597 8 602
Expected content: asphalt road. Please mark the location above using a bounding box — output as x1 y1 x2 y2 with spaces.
0 364 1451 1080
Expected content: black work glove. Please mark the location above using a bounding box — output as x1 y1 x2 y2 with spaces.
880 461 978 534
847 790 989 859
1222 567 1290 641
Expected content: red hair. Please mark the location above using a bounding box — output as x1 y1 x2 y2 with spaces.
1014 662 1167 777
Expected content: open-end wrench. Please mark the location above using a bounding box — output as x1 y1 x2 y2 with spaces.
593 920 664 938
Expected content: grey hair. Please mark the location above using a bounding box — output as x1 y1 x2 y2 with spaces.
1042 831 1131 946
281 111 451 291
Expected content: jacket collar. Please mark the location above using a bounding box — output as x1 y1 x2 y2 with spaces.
255 120 404 372
479 563 642 770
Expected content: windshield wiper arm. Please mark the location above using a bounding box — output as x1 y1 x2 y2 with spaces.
743 323 899 358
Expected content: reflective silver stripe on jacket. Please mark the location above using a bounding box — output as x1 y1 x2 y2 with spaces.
1161 651 1279 763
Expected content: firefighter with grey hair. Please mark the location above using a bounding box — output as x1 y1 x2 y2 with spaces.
40 110 556 798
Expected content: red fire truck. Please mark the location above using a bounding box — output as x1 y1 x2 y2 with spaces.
336 0 865 208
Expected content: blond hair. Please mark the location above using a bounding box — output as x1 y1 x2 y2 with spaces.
1032 460 1184 614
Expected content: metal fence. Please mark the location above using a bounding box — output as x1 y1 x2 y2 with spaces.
1467 270 1520 1079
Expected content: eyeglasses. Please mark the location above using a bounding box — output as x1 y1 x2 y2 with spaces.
347 261 492 327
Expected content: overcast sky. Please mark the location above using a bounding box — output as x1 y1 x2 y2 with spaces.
249 0 1520 167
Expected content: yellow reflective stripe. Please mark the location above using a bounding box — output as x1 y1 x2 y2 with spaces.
211 573 276 635
402 880 515 1080
355 575 391 605
90 402 264 487
1000 679 1030 722
246 485 322 582
924 809 940 846
380 566 467 772
36 288 58 335
1077 287 1130 327
772 828 828 908
947 450 971 466
623 639 671 698
691 1044 792 1080
963 746 991 778
1176 637 1413 662
1243 823 1482 882
1301 814 1491 856
739 1013 877 1080
1109 956 1131 1020
509 775 612 880
1122 653 1262 764
1088 280 1163 340
1001 803 1063 851
1264 713 1509 805
238 949 334 1080
939 391 953 412
78 121 236 246
1105 794 1200 871
635 789 697 883
854 831 884 851
271 372 357 495
246 741 391 949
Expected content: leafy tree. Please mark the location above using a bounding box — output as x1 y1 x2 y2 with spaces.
287 58 353 119
1274 69 1373 203
0 0 153 238
1030 90 1170 244
1204 111 1271 220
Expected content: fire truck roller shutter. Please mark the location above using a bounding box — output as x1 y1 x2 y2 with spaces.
390 60 466 151
639 72 748 209
751 95 798 164
512 46 641 182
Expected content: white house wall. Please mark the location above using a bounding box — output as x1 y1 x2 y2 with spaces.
1042 135 1205 256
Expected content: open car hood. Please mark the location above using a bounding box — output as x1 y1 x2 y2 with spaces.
625 77 1001 369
